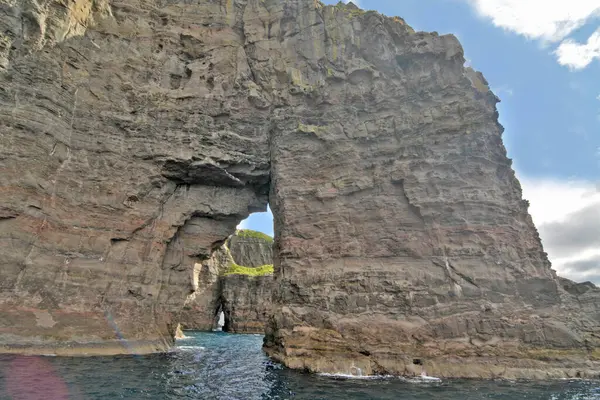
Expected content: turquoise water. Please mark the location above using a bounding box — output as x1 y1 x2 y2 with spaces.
0 332 599 399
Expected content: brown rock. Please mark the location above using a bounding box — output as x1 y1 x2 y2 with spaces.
178 246 233 332
0 0 270 355
177 230 273 334
0 0 598 378
220 273 273 333
227 231 273 268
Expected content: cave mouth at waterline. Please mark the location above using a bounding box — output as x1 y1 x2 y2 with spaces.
213 309 225 332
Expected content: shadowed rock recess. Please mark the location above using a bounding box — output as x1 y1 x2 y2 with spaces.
0 0 598 378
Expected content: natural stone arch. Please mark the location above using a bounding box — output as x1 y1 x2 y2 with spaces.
0 0 273 355
0 0 598 379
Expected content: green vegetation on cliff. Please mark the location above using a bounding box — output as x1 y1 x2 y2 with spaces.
235 229 274 243
222 262 274 277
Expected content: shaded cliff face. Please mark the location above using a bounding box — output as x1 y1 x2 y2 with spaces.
221 273 272 334
0 0 270 354
178 230 273 334
227 230 273 268
0 0 598 378
177 246 232 332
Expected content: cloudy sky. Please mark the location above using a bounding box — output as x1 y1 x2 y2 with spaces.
240 0 600 284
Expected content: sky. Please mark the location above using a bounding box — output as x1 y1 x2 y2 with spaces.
239 0 600 284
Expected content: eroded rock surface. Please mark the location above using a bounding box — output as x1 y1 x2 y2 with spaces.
0 0 598 378
178 230 273 334
221 272 273 333
228 231 273 268
177 246 231 332
0 0 270 355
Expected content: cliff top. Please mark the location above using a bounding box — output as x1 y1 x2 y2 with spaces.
222 230 274 276
234 229 274 243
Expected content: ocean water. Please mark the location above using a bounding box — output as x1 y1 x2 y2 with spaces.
0 332 598 400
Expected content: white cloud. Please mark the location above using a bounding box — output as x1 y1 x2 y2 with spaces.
519 176 599 225
465 0 600 69
555 28 600 69
466 0 600 42
556 249 600 283
518 174 600 283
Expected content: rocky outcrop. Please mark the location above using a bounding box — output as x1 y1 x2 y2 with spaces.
227 231 273 268
177 246 233 332
220 273 272 333
0 0 112 71
0 0 598 378
260 2 600 377
178 230 273 333
559 278 600 322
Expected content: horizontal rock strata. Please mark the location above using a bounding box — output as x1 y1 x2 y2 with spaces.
0 0 598 378
0 0 270 355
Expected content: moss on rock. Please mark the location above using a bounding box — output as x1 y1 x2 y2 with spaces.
222 262 274 276
235 229 274 243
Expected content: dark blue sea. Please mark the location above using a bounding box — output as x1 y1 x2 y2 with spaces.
0 332 598 399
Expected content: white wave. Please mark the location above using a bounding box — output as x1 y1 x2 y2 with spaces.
318 373 394 380
404 375 442 383
176 346 206 351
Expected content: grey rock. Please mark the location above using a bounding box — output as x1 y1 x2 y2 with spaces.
0 0 598 379
178 230 273 334
220 273 273 333
227 233 273 268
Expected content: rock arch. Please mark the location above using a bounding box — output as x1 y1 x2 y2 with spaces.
0 0 598 378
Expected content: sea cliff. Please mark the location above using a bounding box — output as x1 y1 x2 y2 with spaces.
0 0 598 378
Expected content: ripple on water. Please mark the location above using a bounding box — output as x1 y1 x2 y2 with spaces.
0 332 598 400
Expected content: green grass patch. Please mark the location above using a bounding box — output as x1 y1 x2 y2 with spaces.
222 262 274 277
235 229 274 243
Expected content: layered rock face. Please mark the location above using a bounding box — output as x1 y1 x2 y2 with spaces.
227 231 273 268
0 0 598 378
178 230 273 333
259 2 600 378
177 246 231 332
0 0 270 354
221 273 273 333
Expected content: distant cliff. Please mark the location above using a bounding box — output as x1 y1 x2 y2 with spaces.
227 230 273 269
178 230 273 333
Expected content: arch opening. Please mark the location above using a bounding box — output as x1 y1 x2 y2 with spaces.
178 206 275 336
235 205 274 238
